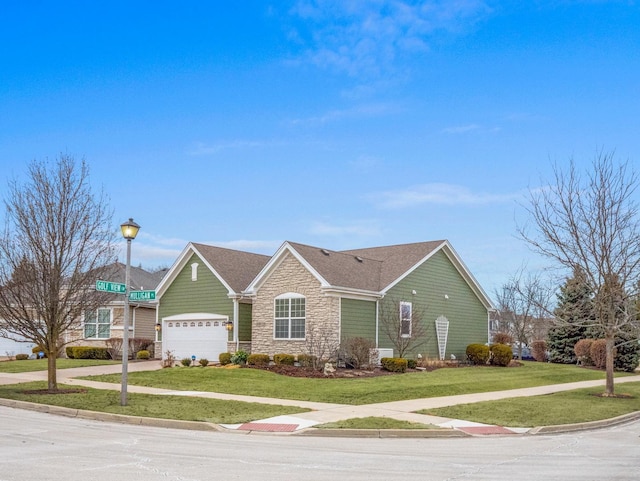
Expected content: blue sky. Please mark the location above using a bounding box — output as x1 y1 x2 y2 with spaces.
1 1 639 298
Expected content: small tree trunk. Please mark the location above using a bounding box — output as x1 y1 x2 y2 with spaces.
47 351 57 391
604 335 615 396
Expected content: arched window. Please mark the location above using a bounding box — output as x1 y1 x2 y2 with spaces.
274 293 306 340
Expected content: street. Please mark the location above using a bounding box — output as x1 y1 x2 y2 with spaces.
1 406 639 480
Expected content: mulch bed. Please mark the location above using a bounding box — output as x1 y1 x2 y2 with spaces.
250 364 397 378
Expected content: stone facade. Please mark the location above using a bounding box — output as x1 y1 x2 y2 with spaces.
250 253 340 357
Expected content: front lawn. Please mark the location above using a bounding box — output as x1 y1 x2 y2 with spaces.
84 362 624 405
0 381 308 424
0 359 118 374
423 382 640 427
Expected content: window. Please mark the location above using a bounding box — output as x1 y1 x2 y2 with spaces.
84 308 111 339
274 294 306 339
400 301 412 338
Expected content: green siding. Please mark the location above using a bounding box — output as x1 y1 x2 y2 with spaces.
158 253 234 322
238 302 252 342
341 298 377 341
379 250 488 359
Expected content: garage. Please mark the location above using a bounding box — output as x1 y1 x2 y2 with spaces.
162 313 229 362
0 333 35 357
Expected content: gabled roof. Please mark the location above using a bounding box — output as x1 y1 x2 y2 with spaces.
101 263 167 291
245 240 493 309
155 242 270 297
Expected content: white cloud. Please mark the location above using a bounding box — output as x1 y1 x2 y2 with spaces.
291 0 492 79
187 139 286 156
373 183 523 208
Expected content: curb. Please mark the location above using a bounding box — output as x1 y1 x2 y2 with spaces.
1 397 639 438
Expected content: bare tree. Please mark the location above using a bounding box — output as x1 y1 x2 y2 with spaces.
379 297 429 358
519 152 640 395
0 156 117 391
494 269 553 359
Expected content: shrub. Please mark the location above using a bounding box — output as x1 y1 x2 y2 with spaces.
590 339 609 370
406 359 417 369
231 350 249 365
490 344 513 367
180 357 192 367
614 335 640 372
466 344 490 365
247 353 270 366
130 337 154 358
273 353 295 366
297 354 315 367
341 337 376 369
574 338 595 366
136 350 150 360
67 346 109 360
15 353 29 361
219 352 231 366
380 357 408 373
492 332 513 346
162 350 176 368
199 358 209 367
531 340 548 362
105 338 123 360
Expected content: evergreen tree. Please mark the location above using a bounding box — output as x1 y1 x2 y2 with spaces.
548 267 593 363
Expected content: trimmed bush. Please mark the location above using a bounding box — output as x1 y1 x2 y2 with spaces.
199 358 209 367
406 359 417 369
380 357 408 373
136 349 150 360
590 339 609 370
180 357 192 367
297 354 315 367
574 338 595 366
219 352 231 365
273 353 295 366
490 344 513 367
67 346 109 360
231 350 248 365
247 353 270 366
15 353 29 361
531 340 548 362
466 343 490 365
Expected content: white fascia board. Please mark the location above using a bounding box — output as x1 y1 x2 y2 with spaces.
381 240 494 311
244 242 330 295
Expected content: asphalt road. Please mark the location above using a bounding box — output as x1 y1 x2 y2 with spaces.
1 406 639 481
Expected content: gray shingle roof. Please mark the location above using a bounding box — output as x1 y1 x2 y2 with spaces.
288 240 446 292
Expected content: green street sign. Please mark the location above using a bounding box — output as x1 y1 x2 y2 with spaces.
96 280 126 294
129 290 156 302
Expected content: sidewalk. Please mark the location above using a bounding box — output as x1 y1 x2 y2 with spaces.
1 362 639 436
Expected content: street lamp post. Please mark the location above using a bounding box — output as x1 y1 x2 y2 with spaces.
120 218 140 406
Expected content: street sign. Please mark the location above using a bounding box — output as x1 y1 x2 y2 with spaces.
129 290 156 302
96 280 126 294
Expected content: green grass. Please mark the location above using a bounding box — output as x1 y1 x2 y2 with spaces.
0 359 118 373
423 382 640 427
317 417 438 430
0 382 308 424
84 362 623 405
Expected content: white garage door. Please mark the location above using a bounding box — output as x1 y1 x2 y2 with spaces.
0 334 35 357
162 313 229 362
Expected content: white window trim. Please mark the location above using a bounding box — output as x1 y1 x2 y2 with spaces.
83 307 112 339
274 294 306 340
400 301 412 338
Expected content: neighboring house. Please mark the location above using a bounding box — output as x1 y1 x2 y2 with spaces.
64 263 167 351
155 240 494 362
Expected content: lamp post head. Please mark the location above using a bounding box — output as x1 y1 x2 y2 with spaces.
121 218 140 241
